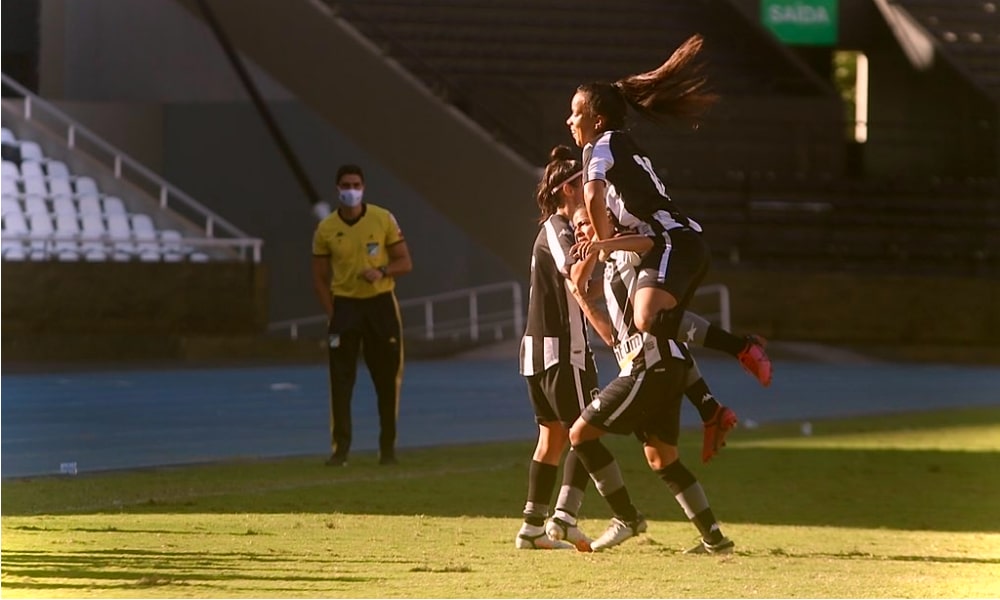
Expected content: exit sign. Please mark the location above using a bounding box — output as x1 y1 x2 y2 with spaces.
762 0 838 45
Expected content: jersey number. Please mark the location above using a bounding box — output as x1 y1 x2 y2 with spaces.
633 155 668 197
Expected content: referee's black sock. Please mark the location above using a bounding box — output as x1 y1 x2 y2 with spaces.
656 460 725 544
572 439 639 523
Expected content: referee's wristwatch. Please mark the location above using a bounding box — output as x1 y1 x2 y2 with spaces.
378 265 389 278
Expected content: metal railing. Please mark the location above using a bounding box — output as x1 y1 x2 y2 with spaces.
269 280 525 343
694 283 731 332
1 73 263 262
269 280 730 345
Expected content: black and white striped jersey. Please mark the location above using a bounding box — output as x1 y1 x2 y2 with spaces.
603 249 688 376
583 130 701 236
519 214 592 376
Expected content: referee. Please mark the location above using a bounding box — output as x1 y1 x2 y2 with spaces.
311 164 413 466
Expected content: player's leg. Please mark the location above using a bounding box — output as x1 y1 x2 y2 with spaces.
682 357 738 463
545 362 599 551
569 375 650 551
326 298 363 466
639 363 734 554
362 293 403 465
676 300 771 388
516 370 573 549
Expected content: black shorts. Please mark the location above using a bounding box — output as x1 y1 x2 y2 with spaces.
580 359 688 445
525 356 599 426
638 228 710 306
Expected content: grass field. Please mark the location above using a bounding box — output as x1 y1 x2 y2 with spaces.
3 406 999 598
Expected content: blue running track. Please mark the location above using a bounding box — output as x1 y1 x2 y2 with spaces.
3 351 999 477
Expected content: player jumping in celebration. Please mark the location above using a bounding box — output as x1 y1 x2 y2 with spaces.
566 33 769 379
516 145 751 552
568 206 735 555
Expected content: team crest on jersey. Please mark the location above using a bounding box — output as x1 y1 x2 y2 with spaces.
366 242 379 256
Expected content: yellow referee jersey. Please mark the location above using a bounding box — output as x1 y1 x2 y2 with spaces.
312 203 404 299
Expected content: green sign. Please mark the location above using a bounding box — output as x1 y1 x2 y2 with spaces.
761 0 838 45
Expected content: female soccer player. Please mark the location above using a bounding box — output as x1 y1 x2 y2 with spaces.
566 207 734 554
565 34 770 391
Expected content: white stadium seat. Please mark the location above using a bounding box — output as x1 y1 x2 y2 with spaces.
2 197 21 217
49 177 74 202
54 214 80 261
45 161 71 180
77 193 102 215
2 134 224 264
27 213 53 259
2 160 19 179
136 228 160 262
23 196 47 217
160 229 184 262
19 141 43 161
131 213 155 233
102 196 126 215
52 196 76 218
3 211 29 235
74 176 99 196
106 213 135 261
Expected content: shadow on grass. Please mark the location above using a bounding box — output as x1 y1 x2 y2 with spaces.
3 408 999 533
0 548 381 592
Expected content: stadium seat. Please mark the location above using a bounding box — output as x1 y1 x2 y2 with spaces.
22 195 47 217
27 213 54 259
1 128 16 145
2 160 19 179
3 242 26 261
19 141 43 162
1 197 21 217
74 176 99 196
102 196 126 215
136 228 160 262
46 160 71 180
80 213 108 261
4 210 29 235
49 177 74 202
160 229 184 262
53 213 81 261
77 193 102 215
19 160 43 179
131 213 155 234
52 196 76 218
105 213 134 262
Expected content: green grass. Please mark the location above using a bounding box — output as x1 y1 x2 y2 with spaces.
3 407 1000 598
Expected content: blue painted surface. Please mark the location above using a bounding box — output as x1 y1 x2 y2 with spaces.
2 353 999 477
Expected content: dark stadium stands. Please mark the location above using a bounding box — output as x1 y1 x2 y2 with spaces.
321 0 999 277
894 0 1000 99
330 0 839 167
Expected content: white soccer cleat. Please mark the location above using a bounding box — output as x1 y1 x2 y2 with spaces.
589 514 648 552
545 517 592 552
515 524 574 550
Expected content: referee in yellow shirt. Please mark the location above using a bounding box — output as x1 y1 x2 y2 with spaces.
311 164 413 466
